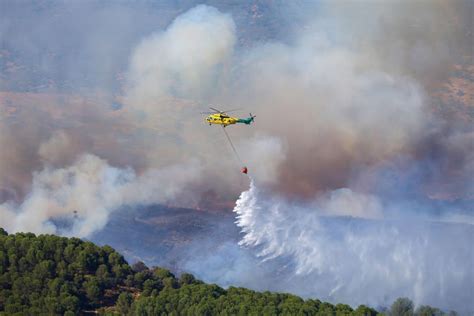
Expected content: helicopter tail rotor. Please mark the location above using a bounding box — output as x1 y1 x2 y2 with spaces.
249 113 256 122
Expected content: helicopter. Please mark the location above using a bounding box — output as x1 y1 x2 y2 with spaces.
201 107 256 127
201 107 255 174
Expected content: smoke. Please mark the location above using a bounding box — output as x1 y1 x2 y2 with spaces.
231 41 428 197
126 5 236 107
0 153 202 237
0 4 238 235
223 0 473 199
316 0 472 85
1 1 471 208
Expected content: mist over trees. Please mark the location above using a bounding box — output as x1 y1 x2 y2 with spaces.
0 229 459 315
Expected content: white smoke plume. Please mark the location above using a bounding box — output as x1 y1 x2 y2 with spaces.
0 153 201 237
126 4 236 111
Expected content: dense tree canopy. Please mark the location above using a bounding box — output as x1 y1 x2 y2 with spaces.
0 229 131 314
0 229 457 315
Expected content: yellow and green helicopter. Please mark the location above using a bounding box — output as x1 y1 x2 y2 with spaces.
201 107 255 174
202 107 256 127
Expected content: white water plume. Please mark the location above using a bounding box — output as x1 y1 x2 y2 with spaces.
233 178 474 310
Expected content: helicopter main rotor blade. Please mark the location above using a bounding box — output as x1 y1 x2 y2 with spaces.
208 106 243 114
209 107 222 113
221 108 242 113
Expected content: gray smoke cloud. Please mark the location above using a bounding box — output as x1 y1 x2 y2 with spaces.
0 0 472 311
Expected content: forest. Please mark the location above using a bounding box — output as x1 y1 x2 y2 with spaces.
0 228 455 315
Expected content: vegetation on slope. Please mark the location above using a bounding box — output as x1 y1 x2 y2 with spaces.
0 228 456 315
0 227 130 314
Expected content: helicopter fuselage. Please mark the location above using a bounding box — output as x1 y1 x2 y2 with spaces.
206 113 238 126
206 114 254 126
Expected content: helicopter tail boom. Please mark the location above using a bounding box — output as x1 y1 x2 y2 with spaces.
237 113 256 125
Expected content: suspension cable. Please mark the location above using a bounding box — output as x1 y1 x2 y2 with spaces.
222 126 243 165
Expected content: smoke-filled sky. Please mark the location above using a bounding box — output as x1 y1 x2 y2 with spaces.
0 0 473 311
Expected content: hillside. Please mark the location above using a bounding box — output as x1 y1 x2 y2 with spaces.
0 228 456 315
